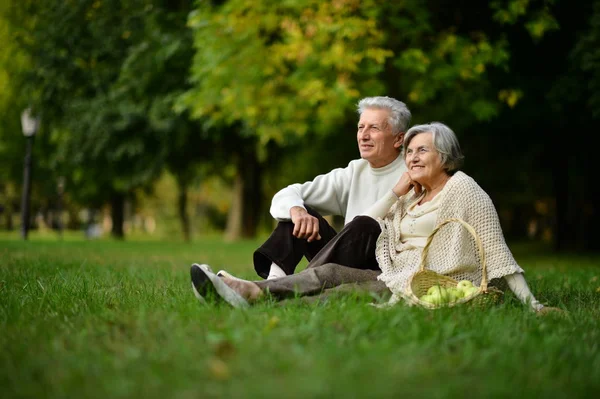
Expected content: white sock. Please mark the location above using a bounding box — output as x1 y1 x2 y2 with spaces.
267 263 286 280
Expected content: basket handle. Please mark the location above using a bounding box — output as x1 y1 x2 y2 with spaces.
418 217 489 291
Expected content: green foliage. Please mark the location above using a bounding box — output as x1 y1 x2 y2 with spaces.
0 1 32 183
394 32 510 120
180 0 391 150
3 0 202 207
181 0 549 145
492 0 559 40
569 1 600 119
2 0 598 246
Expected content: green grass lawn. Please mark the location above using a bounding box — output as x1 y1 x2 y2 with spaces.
1 232 600 398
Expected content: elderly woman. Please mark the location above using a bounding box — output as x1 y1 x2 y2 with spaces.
192 122 558 313
363 122 551 310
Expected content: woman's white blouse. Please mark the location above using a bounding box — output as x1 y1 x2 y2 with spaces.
399 193 442 248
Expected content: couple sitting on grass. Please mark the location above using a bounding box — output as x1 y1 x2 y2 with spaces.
191 96 563 314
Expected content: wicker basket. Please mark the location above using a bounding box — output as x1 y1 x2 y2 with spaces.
405 218 504 309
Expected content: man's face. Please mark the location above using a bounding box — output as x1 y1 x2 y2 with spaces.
357 108 403 168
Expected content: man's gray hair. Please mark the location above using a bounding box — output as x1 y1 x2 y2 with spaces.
404 122 464 173
357 96 412 136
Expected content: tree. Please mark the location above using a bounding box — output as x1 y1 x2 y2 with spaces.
180 0 537 238
8 0 204 239
108 0 209 241
447 0 599 251
0 1 51 231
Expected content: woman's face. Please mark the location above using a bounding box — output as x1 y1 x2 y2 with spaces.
405 132 445 187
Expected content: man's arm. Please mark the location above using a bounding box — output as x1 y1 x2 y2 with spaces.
269 163 354 221
269 163 355 241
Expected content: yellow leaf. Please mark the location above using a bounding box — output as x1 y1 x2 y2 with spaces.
208 357 230 380
263 315 280 333
408 91 420 102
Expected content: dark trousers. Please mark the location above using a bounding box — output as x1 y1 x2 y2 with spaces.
253 207 382 278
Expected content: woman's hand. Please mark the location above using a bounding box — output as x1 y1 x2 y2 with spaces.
536 306 569 317
392 172 422 198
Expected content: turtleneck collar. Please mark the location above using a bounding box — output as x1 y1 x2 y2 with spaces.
369 151 405 176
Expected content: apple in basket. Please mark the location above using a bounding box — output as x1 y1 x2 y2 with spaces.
447 287 464 301
424 285 449 305
456 281 479 297
427 285 444 296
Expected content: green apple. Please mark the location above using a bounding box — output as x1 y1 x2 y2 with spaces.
446 292 456 303
457 280 474 290
427 285 441 296
429 286 449 305
463 286 479 297
420 295 434 304
429 292 443 305
447 287 463 302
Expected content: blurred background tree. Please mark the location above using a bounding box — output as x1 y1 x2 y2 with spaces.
0 0 597 250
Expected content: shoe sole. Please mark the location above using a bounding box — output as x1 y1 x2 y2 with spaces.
190 264 211 304
190 263 249 308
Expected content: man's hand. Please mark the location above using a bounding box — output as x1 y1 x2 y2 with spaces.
290 206 321 242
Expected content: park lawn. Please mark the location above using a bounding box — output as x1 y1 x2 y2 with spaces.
1 235 600 398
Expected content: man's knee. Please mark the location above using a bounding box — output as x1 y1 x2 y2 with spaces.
273 219 294 233
347 215 380 231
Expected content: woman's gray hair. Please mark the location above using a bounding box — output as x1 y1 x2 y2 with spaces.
404 122 464 173
357 96 412 136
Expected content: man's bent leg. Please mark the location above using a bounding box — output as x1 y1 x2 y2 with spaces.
305 216 381 271
254 263 381 299
253 206 337 279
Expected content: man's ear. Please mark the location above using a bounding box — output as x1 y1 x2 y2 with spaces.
393 133 404 149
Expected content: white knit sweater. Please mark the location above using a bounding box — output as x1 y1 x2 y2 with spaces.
270 154 406 224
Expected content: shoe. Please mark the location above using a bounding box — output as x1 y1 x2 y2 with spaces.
190 263 249 308
190 263 213 304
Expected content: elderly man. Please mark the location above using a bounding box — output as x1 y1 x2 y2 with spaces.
191 96 411 306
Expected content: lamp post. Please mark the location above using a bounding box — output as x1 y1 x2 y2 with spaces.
56 176 65 239
20 108 40 240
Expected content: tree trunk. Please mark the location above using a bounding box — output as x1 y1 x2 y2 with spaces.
177 177 191 242
241 147 262 238
224 139 263 241
110 192 125 239
224 173 243 241
5 204 13 231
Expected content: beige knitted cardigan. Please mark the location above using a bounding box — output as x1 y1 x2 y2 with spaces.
375 171 524 303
